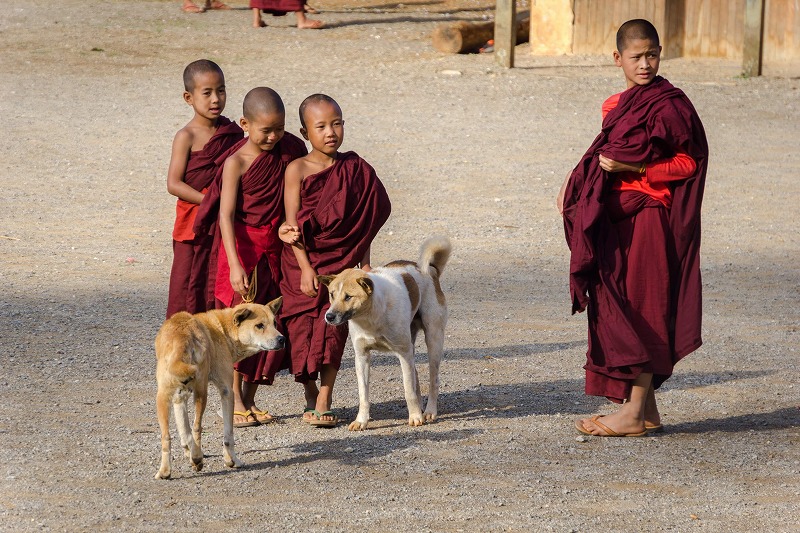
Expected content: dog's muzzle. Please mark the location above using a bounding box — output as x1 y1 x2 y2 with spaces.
261 335 285 351
324 311 350 326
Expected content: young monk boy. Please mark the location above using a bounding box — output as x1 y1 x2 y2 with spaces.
166 59 243 319
279 94 391 427
193 87 307 427
558 19 708 437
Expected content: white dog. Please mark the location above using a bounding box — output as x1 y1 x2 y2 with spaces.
318 236 451 430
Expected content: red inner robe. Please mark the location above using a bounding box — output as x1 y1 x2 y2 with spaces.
167 117 243 318
280 151 392 382
250 0 303 16
562 76 709 402
194 132 307 384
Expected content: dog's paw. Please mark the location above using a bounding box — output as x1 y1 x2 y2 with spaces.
154 467 171 480
225 457 243 469
348 420 369 431
423 410 437 422
408 414 425 427
190 457 204 472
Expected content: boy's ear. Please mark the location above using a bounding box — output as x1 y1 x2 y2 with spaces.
317 275 335 287
299 127 309 140
612 50 622 66
240 117 249 132
183 91 193 105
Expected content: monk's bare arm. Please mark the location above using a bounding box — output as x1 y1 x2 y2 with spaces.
166 128 205 204
556 170 572 214
219 156 248 295
598 154 642 173
284 160 318 296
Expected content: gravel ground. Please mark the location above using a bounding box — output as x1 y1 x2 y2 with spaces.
1 1 798 531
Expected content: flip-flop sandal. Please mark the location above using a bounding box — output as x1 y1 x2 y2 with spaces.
233 410 260 428
182 4 205 13
308 410 338 427
250 409 275 424
645 422 664 433
575 415 648 437
299 20 325 29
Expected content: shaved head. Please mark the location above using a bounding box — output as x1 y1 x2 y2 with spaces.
299 93 341 128
242 87 285 120
616 19 660 52
183 59 224 92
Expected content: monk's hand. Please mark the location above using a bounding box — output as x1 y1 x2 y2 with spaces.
230 264 249 296
300 267 318 297
598 154 641 173
279 223 301 244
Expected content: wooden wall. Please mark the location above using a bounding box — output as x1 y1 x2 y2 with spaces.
541 0 800 64
763 0 800 62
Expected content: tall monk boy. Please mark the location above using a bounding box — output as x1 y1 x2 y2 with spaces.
194 87 307 428
166 59 243 319
279 94 391 427
558 19 708 437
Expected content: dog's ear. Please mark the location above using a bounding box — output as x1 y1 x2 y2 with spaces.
357 276 374 295
266 296 283 315
233 307 253 326
317 275 336 287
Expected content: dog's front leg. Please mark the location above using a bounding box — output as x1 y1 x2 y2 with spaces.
155 390 172 479
398 347 425 426
349 344 372 431
217 379 242 469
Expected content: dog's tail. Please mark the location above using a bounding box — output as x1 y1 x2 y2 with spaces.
419 235 452 277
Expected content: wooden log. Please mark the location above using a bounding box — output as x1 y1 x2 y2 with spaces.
432 17 530 54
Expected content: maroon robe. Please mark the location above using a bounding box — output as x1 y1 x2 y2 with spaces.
562 77 708 402
194 132 307 384
166 117 243 318
280 152 392 381
250 0 303 16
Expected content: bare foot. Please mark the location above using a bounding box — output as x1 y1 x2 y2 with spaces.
182 1 205 13
297 19 324 29
253 19 267 28
304 4 320 14
249 406 274 424
233 410 259 428
205 0 232 9
577 412 647 437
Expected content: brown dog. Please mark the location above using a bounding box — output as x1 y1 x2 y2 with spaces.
154 299 284 479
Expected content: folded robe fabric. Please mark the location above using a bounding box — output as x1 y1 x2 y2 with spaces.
193 133 307 384
562 77 708 398
172 117 244 242
280 152 392 379
166 116 243 319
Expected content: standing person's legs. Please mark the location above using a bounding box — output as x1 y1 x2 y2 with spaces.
252 8 267 27
577 373 651 436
